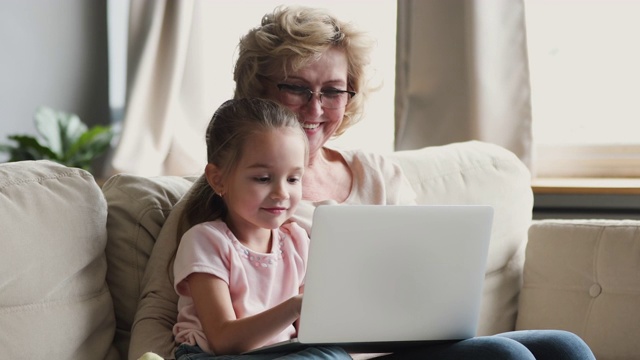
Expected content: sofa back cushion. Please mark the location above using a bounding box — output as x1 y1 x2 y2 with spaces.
389 141 534 335
102 174 194 358
0 161 118 359
518 219 640 360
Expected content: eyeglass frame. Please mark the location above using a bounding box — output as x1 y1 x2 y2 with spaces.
275 83 356 109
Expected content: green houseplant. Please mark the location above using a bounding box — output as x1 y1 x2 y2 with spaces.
0 107 115 173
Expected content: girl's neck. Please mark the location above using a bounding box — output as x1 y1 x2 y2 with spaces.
241 232 273 254
224 217 273 253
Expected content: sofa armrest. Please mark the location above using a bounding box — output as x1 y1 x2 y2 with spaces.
517 219 640 360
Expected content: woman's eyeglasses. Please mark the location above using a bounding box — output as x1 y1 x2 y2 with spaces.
276 83 356 109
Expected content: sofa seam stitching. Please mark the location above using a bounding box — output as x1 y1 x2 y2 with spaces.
0 171 93 190
0 285 111 315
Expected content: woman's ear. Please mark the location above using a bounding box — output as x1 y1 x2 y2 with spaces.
204 163 224 195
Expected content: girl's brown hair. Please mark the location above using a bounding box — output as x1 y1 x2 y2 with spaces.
169 98 307 276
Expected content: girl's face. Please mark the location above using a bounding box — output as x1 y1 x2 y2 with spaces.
215 128 306 241
264 47 349 158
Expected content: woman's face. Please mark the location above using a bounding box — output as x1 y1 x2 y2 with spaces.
264 47 349 158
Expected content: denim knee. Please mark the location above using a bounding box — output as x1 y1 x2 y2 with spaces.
379 337 536 360
295 346 351 359
496 330 595 360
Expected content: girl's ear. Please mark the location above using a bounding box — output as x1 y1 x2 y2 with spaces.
204 163 224 195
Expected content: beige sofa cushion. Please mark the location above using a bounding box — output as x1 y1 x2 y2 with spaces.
102 174 194 358
517 219 640 360
389 141 533 335
0 161 118 360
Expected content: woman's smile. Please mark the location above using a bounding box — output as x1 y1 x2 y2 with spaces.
301 122 320 130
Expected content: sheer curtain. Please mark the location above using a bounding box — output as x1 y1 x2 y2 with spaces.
395 0 533 168
108 0 533 176
107 0 216 177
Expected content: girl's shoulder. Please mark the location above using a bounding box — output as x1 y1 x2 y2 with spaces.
182 220 236 249
279 221 310 253
187 219 230 237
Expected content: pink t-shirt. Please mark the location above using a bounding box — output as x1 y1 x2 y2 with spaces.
172 220 309 353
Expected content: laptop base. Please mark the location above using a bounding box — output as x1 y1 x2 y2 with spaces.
245 339 461 355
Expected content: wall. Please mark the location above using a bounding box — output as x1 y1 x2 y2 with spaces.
0 0 109 164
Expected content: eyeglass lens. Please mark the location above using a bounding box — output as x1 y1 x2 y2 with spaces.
277 84 352 109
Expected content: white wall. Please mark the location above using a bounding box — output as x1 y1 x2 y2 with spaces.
0 0 109 162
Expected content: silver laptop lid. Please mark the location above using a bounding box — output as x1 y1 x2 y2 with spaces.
298 205 494 344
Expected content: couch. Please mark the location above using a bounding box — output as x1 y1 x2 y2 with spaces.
1 141 638 360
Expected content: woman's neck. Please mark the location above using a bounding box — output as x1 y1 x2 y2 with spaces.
303 147 352 203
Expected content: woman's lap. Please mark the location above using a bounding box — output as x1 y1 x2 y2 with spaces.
176 330 595 360
375 330 594 360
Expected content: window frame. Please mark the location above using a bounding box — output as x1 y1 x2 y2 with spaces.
525 0 640 179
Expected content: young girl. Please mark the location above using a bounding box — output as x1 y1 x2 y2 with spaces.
171 98 350 359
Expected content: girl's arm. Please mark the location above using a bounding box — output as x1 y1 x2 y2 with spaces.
188 272 302 355
294 284 305 331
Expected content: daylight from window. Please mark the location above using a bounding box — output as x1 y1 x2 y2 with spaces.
525 0 640 147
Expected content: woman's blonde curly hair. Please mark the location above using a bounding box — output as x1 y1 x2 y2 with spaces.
233 5 374 137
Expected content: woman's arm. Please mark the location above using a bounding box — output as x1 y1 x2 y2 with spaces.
188 272 302 355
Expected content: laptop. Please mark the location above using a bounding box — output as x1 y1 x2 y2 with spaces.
246 204 494 354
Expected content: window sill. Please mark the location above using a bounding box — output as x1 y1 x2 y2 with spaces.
532 178 640 220
532 177 640 195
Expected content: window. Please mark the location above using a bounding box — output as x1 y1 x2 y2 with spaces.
525 0 640 178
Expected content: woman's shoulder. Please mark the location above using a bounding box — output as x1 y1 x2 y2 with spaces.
335 147 382 162
336 147 403 177
331 147 417 205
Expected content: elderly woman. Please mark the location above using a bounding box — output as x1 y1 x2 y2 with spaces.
130 6 595 360
233 6 416 233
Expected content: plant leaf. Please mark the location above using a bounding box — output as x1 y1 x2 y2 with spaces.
4 135 59 161
35 107 87 156
3 107 114 173
60 113 87 153
65 126 114 168
34 107 63 156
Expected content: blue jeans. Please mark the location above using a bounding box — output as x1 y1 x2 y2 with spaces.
176 330 595 360
377 330 596 360
175 343 351 360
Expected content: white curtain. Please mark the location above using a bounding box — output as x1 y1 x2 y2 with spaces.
395 0 533 168
107 0 213 177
